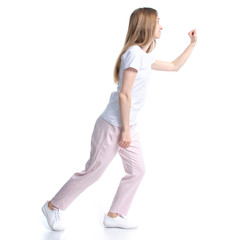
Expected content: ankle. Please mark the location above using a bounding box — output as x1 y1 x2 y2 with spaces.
107 212 118 218
48 201 58 211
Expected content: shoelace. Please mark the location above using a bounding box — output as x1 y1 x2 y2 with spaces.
53 208 61 222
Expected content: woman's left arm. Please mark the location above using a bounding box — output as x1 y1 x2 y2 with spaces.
151 29 197 71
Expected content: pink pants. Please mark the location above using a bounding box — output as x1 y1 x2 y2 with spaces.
51 115 145 217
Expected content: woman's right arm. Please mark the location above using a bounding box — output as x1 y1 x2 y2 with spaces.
151 29 197 72
119 67 137 148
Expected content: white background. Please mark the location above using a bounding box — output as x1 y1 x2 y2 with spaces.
0 0 240 239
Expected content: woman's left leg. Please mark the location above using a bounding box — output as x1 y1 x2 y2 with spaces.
108 126 145 217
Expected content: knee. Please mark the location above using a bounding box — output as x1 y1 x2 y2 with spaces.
133 163 145 180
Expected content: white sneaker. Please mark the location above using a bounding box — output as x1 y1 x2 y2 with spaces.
103 214 138 229
42 201 65 231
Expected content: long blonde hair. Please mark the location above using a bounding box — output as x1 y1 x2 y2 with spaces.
113 7 158 84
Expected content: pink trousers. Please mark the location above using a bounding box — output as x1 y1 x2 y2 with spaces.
51 115 145 217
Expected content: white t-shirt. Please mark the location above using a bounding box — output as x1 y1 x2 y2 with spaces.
101 45 155 127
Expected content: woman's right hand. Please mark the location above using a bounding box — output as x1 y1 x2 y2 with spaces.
119 130 131 148
188 29 197 45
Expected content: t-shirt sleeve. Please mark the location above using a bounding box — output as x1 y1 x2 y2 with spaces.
121 48 142 71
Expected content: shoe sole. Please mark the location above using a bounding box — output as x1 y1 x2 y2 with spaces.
104 224 137 229
103 218 138 229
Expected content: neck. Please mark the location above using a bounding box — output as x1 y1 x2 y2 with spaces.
140 41 152 52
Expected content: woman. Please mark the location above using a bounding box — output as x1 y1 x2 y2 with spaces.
42 7 197 231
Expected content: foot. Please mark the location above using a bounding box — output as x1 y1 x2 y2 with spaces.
103 214 138 229
42 201 65 231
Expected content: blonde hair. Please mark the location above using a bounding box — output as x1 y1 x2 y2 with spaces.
113 7 158 84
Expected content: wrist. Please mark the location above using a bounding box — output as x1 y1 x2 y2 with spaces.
190 41 197 47
121 127 130 132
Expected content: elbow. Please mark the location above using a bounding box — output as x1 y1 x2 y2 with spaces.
119 92 131 101
171 61 180 72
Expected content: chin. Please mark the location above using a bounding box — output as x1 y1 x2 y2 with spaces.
154 34 161 40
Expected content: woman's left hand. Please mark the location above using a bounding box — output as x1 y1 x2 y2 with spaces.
119 130 131 148
188 29 197 45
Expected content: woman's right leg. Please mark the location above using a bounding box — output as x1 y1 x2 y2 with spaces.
50 116 121 211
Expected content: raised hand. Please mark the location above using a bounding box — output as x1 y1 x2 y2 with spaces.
188 29 197 45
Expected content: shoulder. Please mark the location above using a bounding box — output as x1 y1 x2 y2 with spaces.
122 45 144 60
128 45 143 52
120 45 143 71
123 45 144 55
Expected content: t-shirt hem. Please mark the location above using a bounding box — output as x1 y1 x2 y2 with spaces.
100 114 137 128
